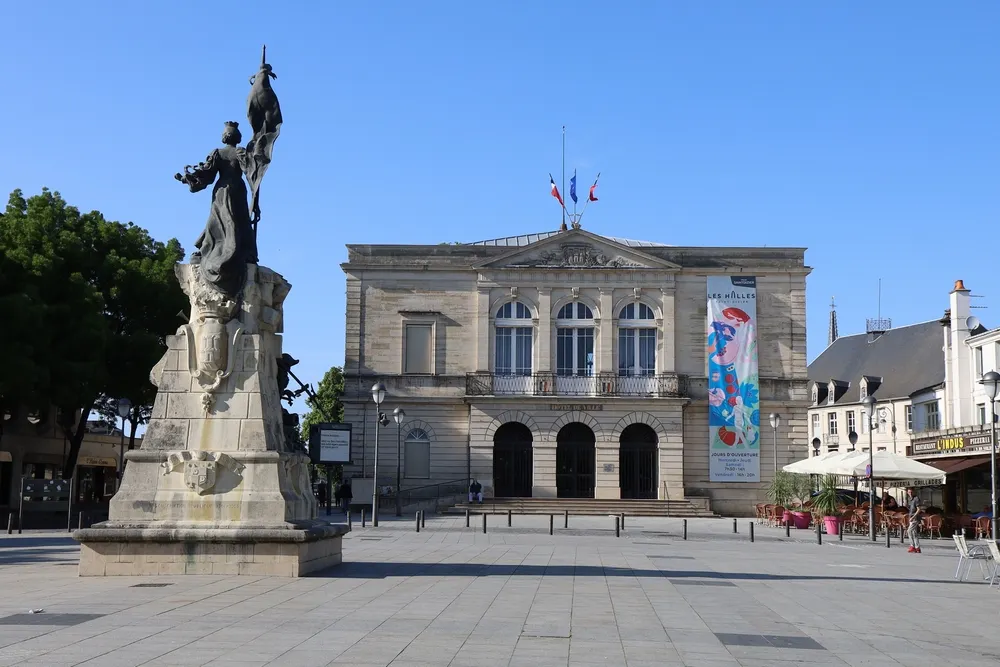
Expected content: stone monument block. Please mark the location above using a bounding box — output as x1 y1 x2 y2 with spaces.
74 263 347 577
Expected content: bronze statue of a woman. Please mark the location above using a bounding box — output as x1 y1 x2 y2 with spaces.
174 47 282 298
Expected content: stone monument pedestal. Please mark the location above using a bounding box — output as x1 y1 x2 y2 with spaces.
75 264 348 577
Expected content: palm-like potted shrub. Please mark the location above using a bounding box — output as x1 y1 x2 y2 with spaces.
812 474 842 535
787 474 814 529
767 471 793 525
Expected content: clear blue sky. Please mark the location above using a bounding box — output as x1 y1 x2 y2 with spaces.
3 2 999 414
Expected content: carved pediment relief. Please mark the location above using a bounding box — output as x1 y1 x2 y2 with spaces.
475 230 679 270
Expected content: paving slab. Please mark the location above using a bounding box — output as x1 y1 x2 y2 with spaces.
0 515 996 667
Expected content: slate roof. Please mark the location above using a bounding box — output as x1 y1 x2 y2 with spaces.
807 320 945 404
468 230 668 248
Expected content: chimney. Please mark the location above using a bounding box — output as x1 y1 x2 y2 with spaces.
828 297 839 347
948 280 972 428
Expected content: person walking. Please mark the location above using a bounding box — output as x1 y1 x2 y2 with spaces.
906 487 923 554
340 479 353 514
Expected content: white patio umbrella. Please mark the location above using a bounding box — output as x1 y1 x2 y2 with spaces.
833 450 946 488
782 451 855 476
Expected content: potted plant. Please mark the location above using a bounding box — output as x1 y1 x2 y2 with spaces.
787 474 814 529
812 474 842 535
767 471 793 525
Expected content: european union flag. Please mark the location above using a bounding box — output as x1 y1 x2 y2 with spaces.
569 170 578 204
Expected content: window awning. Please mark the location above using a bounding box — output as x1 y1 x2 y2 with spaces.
924 456 990 475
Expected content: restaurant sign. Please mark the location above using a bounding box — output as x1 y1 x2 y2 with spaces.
912 432 993 456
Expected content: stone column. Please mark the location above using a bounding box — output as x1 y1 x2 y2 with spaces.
595 446 621 499
660 286 676 372
598 289 613 375
657 404 685 499
476 287 490 372
537 288 551 372
532 442 557 498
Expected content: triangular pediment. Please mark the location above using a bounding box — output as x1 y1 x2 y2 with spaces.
474 230 680 270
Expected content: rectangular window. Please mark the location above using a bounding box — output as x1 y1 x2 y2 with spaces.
905 405 913 431
494 327 532 376
404 324 432 374
638 330 656 376
618 329 635 376
975 346 984 378
404 441 430 479
514 328 532 375
925 401 940 430
495 328 511 375
979 404 987 426
558 328 594 376
846 410 855 435
811 413 819 436
827 412 838 435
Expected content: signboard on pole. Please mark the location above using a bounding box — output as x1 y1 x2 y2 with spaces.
706 276 760 482
308 423 352 464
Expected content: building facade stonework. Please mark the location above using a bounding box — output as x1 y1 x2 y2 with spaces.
340 228 811 515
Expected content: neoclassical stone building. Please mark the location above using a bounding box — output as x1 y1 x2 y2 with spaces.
340 228 810 514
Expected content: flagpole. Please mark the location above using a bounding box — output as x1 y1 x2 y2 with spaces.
576 172 600 226
561 125 566 230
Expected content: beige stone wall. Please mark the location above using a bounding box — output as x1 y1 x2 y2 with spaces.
339 232 811 514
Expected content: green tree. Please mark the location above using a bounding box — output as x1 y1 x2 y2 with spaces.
0 188 186 476
300 366 345 442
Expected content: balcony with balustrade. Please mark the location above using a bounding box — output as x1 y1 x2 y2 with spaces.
465 372 688 399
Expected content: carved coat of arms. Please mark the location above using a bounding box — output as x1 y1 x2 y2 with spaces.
184 460 217 495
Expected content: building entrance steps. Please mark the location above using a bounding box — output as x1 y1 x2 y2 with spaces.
447 497 719 518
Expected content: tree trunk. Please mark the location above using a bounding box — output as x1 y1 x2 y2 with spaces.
61 399 95 479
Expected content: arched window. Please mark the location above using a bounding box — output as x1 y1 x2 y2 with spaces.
618 303 656 377
556 302 595 377
495 301 533 377
404 428 431 479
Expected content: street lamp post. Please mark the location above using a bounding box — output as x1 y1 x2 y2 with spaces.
393 407 406 517
116 398 132 484
862 395 877 541
980 370 999 541
371 382 387 527
768 413 781 473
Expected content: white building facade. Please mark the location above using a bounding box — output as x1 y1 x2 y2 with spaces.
339 228 811 515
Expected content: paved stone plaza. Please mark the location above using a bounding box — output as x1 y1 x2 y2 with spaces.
0 516 997 667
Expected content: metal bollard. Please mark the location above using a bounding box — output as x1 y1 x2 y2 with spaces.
749 522 754 543
415 512 420 533
816 520 822 545
78 513 83 531
621 513 626 530
839 520 843 541
683 519 688 540
886 528 891 548
508 510 512 527
785 521 790 538
421 510 426 528
615 516 620 538
482 512 487 534
465 508 470 527
348 510 353 530
549 514 554 535
733 518 738 534
361 508 366 528
564 510 569 528
6 513 12 535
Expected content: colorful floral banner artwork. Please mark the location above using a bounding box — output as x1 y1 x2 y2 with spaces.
706 276 760 482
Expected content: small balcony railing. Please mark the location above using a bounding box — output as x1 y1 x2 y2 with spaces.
466 372 687 398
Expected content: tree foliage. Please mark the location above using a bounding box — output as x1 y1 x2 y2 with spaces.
300 366 345 442
0 188 186 475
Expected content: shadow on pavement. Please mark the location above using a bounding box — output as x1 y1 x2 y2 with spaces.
312 560 958 585
0 537 78 549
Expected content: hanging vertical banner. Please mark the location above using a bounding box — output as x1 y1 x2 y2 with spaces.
707 276 760 482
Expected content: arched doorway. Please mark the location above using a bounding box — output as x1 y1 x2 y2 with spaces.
556 423 596 498
493 423 533 497
619 423 658 499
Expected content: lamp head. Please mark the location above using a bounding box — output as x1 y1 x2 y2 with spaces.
848 430 858 446
981 370 1000 402
862 395 877 408
371 382 387 405
768 412 781 429
811 437 821 454
393 406 405 424
117 398 132 419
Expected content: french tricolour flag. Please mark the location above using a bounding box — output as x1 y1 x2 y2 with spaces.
549 174 564 206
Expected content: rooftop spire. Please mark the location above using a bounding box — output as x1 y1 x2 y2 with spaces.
828 296 839 346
